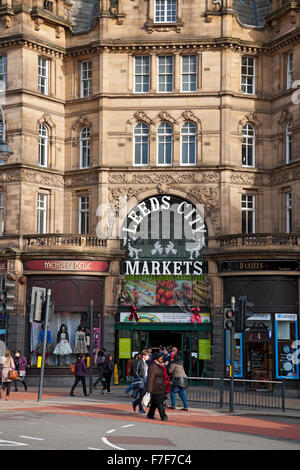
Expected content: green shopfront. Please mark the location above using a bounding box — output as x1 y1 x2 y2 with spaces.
115 195 213 381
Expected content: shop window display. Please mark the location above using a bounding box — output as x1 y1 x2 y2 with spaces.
30 313 82 366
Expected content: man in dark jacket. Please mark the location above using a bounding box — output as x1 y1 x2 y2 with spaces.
132 349 149 414
70 355 88 396
147 352 170 421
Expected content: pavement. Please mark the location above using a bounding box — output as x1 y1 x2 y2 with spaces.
1 384 300 419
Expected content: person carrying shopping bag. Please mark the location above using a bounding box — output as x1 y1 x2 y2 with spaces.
168 353 189 411
0 349 16 401
13 350 28 392
70 354 88 396
132 349 149 414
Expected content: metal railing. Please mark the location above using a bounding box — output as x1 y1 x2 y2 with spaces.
178 377 285 412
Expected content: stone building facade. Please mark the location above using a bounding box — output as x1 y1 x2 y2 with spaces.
0 0 299 385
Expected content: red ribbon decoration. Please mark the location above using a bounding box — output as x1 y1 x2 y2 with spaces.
129 306 139 322
190 307 201 323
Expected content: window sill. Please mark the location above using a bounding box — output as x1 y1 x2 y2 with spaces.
145 19 183 34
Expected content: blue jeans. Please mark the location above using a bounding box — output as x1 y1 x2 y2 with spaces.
170 385 188 409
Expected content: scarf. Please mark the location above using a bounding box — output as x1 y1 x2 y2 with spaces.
155 360 171 394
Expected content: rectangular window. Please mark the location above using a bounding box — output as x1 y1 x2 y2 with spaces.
80 61 92 98
286 193 292 233
181 55 197 92
38 57 49 95
158 56 173 93
79 196 89 234
37 193 47 234
0 56 7 93
134 56 150 93
287 52 293 89
242 195 255 234
155 0 177 23
0 193 5 235
241 56 256 95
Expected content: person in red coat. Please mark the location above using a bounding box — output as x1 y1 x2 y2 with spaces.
146 352 171 421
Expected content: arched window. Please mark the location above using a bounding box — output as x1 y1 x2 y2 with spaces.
242 124 255 167
80 127 90 168
181 121 196 165
134 122 149 165
38 124 48 167
157 122 172 165
286 121 292 164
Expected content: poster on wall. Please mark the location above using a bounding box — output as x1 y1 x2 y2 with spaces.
120 276 209 308
120 311 210 324
119 338 131 359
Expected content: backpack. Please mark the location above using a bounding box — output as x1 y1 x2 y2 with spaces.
97 351 105 365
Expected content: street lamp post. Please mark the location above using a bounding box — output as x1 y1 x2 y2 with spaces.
229 296 236 412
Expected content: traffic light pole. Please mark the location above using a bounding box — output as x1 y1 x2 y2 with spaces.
89 299 94 395
37 289 51 402
229 296 235 413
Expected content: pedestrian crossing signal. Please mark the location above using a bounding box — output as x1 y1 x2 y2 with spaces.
224 309 234 330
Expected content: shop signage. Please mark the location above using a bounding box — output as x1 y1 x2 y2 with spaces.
121 260 205 276
275 314 297 321
120 311 210 324
218 260 300 272
119 338 131 359
23 260 110 272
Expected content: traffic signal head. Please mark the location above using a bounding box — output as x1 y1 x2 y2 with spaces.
0 278 16 314
235 296 254 332
224 309 234 330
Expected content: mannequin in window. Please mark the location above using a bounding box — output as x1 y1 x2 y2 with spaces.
73 325 88 355
36 323 53 364
53 324 72 365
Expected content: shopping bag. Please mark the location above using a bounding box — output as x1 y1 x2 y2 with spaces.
142 392 151 407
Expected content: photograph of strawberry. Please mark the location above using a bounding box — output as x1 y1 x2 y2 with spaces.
155 280 175 306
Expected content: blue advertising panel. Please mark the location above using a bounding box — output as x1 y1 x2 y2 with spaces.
275 314 299 380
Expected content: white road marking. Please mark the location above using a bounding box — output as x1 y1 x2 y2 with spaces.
101 437 125 451
88 447 102 450
121 424 135 428
0 439 28 447
106 429 116 434
19 435 45 441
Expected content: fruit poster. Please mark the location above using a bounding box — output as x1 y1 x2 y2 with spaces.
120 276 209 307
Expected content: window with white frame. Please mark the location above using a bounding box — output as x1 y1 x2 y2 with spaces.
37 193 47 234
242 195 255 234
0 193 4 235
38 57 49 95
241 56 256 95
134 122 149 165
155 0 177 23
134 56 150 93
181 122 196 165
80 61 92 98
79 196 89 234
0 56 7 93
286 121 292 164
181 55 197 92
38 124 48 167
242 124 255 167
157 122 172 165
158 56 173 93
80 127 90 168
287 52 293 89
286 192 292 233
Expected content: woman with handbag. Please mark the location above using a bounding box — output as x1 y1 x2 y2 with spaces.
0 349 16 401
168 353 189 411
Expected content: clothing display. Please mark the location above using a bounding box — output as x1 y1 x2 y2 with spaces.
53 326 73 356
36 328 53 354
73 329 88 355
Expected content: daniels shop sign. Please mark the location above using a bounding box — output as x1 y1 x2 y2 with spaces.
120 195 207 276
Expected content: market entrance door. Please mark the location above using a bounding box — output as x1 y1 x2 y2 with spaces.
148 331 182 352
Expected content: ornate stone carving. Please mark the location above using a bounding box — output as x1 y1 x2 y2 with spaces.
64 173 98 188
230 173 264 186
